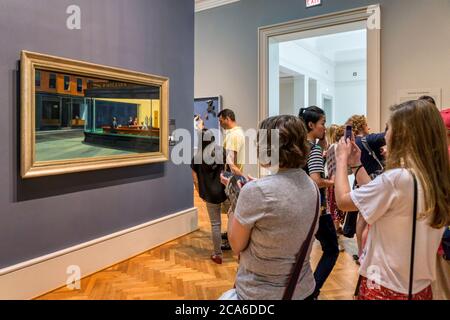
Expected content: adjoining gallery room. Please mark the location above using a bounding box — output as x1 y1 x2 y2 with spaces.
0 0 449 311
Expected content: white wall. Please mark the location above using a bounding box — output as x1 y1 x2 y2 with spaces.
279 41 336 114
334 60 367 124
279 42 366 125
280 78 295 115
335 82 367 124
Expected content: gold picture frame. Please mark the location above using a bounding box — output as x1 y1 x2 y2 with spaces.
20 50 169 179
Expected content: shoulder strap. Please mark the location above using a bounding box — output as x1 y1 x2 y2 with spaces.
408 170 418 300
361 137 384 171
283 187 320 300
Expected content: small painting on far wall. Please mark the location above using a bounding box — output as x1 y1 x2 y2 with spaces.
194 96 221 131
194 96 222 150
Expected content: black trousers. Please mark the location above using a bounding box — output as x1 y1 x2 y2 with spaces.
311 213 339 299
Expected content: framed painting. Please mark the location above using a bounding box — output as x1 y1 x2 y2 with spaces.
194 96 221 132
194 96 221 151
20 51 169 178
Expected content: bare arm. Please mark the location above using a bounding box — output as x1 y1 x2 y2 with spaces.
227 211 252 255
310 172 334 189
354 166 372 187
226 150 244 176
335 139 361 212
356 213 368 256
335 162 359 212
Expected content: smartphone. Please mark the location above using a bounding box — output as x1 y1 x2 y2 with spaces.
345 125 353 141
237 176 248 186
222 171 233 179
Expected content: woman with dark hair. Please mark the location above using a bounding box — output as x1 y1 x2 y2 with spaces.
299 106 339 299
335 100 450 300
191 129 227 264
419 95 436 106
220 115 319 300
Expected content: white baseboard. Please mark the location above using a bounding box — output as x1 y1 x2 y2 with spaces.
0 207 198 300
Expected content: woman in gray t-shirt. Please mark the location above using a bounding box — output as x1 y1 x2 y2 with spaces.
220 115 320 300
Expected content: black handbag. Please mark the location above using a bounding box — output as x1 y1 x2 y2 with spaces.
343 211 358 238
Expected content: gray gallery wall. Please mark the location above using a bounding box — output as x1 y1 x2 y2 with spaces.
195 0 450 176
0 0 194 268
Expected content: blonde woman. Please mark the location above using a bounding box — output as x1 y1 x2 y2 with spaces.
326 125 339 151
325 125 345 233
335 100 450 300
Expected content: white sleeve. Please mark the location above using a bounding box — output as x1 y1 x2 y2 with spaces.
350 171 398 225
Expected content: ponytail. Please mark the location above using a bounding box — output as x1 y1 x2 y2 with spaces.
298 106 325 132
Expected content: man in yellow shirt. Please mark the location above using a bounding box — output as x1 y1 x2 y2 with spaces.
218 109 246 251
218 109 245 177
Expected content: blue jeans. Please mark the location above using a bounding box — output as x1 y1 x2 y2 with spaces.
312 213 339 298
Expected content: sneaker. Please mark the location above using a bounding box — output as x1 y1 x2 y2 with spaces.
221 240 231 251
210 254 223 265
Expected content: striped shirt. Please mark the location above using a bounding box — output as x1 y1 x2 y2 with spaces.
307 143 325 175
305 141 326 207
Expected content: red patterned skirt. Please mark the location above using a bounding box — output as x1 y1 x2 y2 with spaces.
327 186 345 223
357 277 433 300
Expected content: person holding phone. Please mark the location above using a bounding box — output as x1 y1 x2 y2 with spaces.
347 115 386 178
218 109 246 250
219 115 319 300
325 125 346 238
191 129 228 265
299 106 338 300
346 115 386 262
335 100 449 300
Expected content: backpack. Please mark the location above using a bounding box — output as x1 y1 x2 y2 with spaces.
343 211 358 239
360 137 384 179
224 175 247 213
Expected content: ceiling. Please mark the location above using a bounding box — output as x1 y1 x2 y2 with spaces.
294 29 367 63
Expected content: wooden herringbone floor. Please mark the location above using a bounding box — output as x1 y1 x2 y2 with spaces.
37 192 359 300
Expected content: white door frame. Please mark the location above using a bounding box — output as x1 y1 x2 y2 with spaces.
322 93 334 124
258 4 381 132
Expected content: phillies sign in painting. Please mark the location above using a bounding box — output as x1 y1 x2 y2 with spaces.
306 0 322 8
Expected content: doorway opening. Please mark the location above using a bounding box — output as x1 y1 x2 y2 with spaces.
270 24 368 125
259 5 381 137
322 95 333 124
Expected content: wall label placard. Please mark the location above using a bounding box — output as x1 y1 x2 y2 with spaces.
396 88 442 109
306 0 322 8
